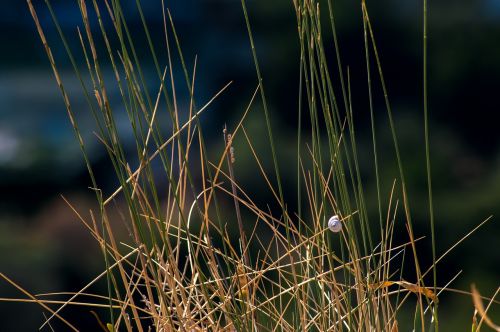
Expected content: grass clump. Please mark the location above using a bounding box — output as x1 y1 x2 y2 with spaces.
2 0 498 331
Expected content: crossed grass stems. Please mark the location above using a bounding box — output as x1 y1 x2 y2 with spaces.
2 0 498 331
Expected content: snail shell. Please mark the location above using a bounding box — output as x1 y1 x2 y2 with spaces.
328 215 342 233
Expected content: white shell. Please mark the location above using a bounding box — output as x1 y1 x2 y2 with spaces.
328 215 342 233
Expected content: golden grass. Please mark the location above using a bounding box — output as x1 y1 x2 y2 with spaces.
1 0 497 330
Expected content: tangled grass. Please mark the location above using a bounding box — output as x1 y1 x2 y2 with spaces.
2 0 499 331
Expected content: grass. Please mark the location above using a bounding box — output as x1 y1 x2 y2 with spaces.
1 0 499 330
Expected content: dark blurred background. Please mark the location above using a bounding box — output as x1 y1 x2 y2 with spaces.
1 0 499 330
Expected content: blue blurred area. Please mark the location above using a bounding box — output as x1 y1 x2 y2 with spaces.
1 0 499 330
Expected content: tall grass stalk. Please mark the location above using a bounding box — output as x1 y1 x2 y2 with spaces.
422 0 439 329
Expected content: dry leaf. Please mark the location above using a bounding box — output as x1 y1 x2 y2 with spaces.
391 320 398 332
370 280 438 303
236 262 249 299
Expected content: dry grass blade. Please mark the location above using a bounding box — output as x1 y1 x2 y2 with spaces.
0 273 79 331
471 284 500 331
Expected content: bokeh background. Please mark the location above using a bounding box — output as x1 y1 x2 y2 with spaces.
1 0 499 330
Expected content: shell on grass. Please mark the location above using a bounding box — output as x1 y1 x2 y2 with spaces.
328 215 342 233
